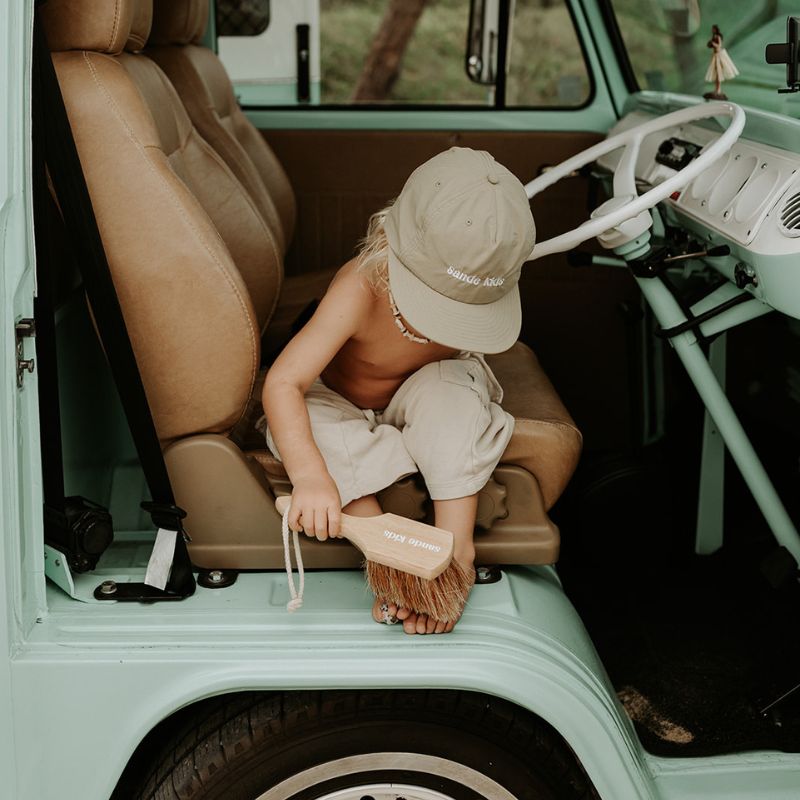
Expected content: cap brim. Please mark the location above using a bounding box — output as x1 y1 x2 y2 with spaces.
387 249 521 354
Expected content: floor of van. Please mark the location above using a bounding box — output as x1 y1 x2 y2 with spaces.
556 442 800 758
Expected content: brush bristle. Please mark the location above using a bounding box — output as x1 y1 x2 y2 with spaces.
365 559 473 623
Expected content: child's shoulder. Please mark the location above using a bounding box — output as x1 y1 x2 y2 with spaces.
325 259 380 304
309 259 381 339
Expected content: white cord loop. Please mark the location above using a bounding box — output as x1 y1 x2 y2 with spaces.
281 502 305 612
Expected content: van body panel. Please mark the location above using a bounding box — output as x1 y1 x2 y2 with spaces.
8 567 656 800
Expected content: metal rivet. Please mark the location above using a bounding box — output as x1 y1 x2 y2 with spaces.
99 580 118 595
208 570 224 584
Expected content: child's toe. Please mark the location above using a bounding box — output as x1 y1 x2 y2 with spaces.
372 599 399 625
403 613 418 634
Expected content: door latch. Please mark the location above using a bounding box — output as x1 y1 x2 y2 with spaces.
15 318 36 388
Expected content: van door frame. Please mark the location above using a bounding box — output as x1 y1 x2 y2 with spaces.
231 0 628 134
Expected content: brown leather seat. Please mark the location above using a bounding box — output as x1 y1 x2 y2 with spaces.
145 0 319 355
146 0 295 253
42 0 581 572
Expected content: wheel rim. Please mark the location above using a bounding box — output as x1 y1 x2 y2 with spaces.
256 752 519 800
315 785 455 800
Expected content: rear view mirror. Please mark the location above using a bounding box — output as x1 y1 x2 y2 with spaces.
466 0 501 85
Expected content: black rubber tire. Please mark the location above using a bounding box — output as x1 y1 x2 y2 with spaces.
122 690 598 800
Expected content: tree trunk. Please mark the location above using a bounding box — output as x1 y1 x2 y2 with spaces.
351 0 428 102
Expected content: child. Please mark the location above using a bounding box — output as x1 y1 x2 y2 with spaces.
260 147 536 634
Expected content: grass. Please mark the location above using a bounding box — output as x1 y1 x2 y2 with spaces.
319 0 590 106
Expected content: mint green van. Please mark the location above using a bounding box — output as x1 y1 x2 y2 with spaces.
4 1 800 798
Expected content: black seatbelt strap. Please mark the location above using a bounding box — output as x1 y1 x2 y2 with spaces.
32 12 195 601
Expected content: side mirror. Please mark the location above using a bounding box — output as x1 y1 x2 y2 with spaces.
465 0 501 85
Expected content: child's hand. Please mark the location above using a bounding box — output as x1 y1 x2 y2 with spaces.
289 474 342 541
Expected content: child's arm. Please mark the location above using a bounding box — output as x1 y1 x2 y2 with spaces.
262 264 372 540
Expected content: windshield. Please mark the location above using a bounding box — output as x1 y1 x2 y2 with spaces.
608 0 800 117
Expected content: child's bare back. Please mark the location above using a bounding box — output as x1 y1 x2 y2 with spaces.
321 261 458 411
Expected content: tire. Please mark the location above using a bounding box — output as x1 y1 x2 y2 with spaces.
126 691 598 800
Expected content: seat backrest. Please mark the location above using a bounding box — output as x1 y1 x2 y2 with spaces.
41 0 277 444
148 0 296 252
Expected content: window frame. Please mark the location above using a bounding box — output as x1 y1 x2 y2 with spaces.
594 0 639 95
221 0 598 113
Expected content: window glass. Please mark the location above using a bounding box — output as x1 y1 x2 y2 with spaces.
320 0 590 106
608 0 800 115
319 0 487 104
217 0 591 107
506 0 591 106
216 0 271 37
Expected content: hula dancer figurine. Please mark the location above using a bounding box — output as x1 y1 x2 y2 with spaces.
703 24 739 100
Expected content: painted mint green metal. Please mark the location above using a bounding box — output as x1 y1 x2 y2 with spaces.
630 271 800 561
625 91 800 154
2 1 48 799
16 566 662 799
695 334 727 556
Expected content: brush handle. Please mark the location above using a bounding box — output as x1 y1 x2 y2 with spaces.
274 495 453 579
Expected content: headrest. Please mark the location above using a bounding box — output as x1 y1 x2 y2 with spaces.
149 0 209 46
41 0 153 55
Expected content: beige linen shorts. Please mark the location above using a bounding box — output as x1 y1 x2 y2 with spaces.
258 354 515 507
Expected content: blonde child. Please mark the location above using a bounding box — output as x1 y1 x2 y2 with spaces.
260 147 535 634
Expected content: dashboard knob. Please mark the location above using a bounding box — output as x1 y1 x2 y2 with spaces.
734 262 758 289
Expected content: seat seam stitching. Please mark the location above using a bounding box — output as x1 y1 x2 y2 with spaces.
110 0 122 53
515 418 583 438
81 51 259 421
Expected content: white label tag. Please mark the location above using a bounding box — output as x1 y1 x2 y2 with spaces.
144 528 177 590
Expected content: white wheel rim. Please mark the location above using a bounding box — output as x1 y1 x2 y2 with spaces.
315 784 455 800
256 752 519 800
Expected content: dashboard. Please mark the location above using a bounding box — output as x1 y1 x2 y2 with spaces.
596 110 800 319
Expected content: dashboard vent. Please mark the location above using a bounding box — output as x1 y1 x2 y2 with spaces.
779 190 800 237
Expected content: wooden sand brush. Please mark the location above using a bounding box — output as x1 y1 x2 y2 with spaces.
275 496 472 622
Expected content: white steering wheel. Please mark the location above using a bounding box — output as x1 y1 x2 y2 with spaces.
524 102 746 261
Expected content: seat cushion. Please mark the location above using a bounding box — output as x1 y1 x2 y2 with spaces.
234 328 581 511
486 342 582 509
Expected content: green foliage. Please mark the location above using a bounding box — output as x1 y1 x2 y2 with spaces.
319 0 590 106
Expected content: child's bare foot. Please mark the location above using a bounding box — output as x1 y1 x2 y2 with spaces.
372 599 416 625
399 549 475 635
372 599 400 625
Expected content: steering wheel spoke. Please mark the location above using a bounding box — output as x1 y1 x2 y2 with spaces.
525 102 745 261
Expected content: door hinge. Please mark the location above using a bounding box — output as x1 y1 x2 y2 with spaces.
15 318 36 388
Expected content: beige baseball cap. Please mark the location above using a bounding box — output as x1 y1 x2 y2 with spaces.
384 147 535 354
